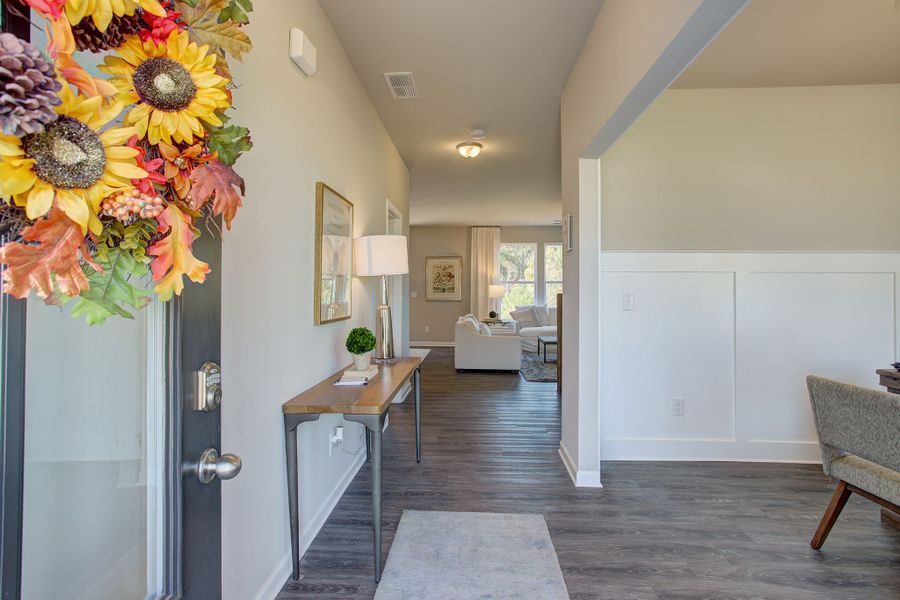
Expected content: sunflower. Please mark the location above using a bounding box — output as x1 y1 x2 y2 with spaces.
0 85 147 234
100 31 230 146
65 0 166 32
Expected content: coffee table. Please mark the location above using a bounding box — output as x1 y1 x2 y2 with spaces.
537 335 557 363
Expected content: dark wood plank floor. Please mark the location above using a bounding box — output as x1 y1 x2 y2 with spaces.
276 348 900 600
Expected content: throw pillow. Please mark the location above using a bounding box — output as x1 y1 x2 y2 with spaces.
548 307 558 326
510 306 539 329
479 324 492 336
533 305 549 326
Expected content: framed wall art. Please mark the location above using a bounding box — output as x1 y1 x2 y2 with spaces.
315 182 354 324
424 255 463 301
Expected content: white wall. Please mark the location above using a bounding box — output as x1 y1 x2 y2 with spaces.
601 252 899 461
601 85 900 251
559 0 746 485
221 2 409 599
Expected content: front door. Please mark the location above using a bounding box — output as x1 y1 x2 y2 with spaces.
0 8 234 599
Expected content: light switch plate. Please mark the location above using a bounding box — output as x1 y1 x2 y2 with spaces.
623 293 636 311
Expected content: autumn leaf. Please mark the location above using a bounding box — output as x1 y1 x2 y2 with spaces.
206 123 253 166
219 0 253 24
147 205 210 301
0 208 100 300
189 160 245 229
177 0 252 61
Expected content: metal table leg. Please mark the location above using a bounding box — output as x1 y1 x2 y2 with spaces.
365 429 372 462
414 367 421 463
284 413 321 581
344 411 387 582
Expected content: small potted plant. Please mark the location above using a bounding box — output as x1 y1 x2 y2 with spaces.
346 327 377 370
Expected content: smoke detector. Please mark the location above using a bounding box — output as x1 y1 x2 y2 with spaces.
384 72 417 99
470 129 487 140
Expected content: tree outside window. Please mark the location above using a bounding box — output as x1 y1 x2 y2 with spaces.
499 243 536 318
544 243 562 308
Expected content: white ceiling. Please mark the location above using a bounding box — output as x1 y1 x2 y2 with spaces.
319 0 604 226
674 0 900 88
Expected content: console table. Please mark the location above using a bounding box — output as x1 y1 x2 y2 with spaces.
282 357 422 582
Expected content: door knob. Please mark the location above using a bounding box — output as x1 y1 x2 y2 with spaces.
191 448 243 484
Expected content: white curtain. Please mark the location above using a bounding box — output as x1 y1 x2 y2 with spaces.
470 226 501 319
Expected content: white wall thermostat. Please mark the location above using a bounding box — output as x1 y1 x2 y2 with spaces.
289 28 317 76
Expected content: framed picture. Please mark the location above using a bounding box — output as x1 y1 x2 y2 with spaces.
315 182 353 325
424 255 463 301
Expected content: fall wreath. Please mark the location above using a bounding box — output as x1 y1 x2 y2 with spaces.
0 0 253 324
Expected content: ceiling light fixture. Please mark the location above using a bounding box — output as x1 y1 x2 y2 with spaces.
457 142 483 158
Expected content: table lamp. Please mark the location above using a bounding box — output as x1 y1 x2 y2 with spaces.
354 235 409 362
489 284 506 317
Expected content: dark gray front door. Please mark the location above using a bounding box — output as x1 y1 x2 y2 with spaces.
0 7 232 598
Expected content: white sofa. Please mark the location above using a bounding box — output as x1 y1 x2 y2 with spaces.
510 305 557 352
454 314 522 371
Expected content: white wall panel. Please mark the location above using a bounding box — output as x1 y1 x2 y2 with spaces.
600 253 900 462
601 272 735 441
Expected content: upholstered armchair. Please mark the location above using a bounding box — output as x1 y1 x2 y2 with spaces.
806 376 900 549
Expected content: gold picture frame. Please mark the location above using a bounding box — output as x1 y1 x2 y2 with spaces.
314 182 354 325
424 255 463 301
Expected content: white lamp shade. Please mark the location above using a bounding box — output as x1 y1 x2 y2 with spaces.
354 235 409 276
489 284 506 299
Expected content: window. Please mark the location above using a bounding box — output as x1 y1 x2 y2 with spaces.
544 243 562 308
499 243 536 318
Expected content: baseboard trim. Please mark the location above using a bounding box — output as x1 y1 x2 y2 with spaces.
601 438 821 463
410 341 454 347
558 442 603 488
252 451 367 600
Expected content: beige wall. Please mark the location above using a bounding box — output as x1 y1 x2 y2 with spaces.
409 225 561 343
221 2 409 598
602 84 900 250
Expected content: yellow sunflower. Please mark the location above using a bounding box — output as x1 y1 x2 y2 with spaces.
66 0 166 32
0 85 147 234
100 31 230 146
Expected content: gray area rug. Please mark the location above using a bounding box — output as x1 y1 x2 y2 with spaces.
374 511 569 600
521 351 558 382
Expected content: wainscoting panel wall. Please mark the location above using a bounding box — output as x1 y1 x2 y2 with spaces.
600 253 900 462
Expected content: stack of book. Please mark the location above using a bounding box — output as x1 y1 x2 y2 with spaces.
334 365 379 386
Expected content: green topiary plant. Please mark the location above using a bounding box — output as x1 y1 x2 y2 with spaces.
488 311 498 319
346 327 376 355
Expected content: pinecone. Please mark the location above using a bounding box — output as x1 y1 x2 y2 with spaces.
72 13 142 53
0 33 61 137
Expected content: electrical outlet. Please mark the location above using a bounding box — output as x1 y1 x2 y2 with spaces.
623 292 636 311
329 426 344 456
672 398 685 417
411 290 418 298
424 326 430 333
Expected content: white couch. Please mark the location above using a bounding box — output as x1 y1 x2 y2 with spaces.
454 314 522 371
510 305 557 352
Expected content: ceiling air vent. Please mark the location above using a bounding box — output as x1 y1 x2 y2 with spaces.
384 72 417 99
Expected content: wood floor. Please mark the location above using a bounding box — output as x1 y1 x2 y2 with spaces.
276 348 900 600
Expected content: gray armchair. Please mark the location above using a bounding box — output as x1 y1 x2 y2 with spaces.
806 375 900 549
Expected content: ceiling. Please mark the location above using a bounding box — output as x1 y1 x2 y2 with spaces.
319 0 604 226
674 0 900 88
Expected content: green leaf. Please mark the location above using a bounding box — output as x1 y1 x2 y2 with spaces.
219 0 253 24
206 123 253 166
70 248 154 325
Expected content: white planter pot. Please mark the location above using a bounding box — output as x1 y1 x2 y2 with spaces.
352 353 370 371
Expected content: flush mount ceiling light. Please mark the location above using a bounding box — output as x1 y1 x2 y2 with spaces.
456 142 483 158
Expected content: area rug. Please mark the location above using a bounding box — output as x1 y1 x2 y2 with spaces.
520 351 558 382
374 511 569 600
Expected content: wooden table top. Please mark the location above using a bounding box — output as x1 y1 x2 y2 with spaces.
283 357 422 415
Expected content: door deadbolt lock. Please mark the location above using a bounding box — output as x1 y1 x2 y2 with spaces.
186 362 222 412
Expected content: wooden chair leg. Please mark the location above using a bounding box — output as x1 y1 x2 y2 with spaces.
811 480 852 550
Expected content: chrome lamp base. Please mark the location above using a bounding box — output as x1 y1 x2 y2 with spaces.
374 275 396 363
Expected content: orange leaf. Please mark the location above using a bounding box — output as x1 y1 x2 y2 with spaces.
0 208 101 300
188 160 245 230
147 205 210 301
